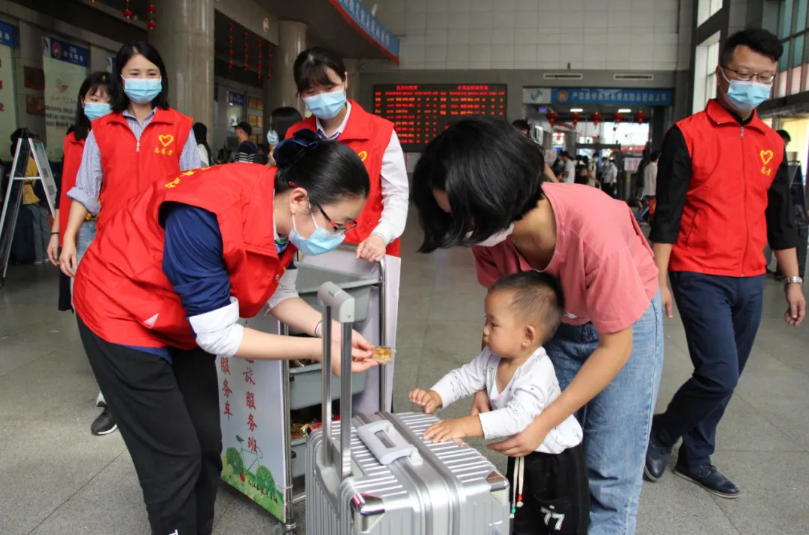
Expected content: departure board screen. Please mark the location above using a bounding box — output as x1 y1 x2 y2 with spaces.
373 84 507 150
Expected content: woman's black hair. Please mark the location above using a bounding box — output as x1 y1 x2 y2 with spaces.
72 71 112 142
110 41 169 113
574 165 589 185
193 122 213 165
413 116 545 253
293 47 347 95
271 106 304 140
274 129 369 206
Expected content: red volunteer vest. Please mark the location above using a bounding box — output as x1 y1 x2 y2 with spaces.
92 108 193 233
59 132 85 247
73 164 296 349
288 100 400 256
671 100 785 277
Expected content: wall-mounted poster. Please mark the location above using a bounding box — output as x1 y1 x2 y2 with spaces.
24 66 45 90
0 21 19 161
248 115 257 127
248 96 257 109
42 36 88 159
25 95 45 115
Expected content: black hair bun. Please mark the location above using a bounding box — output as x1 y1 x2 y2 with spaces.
274 128 320 168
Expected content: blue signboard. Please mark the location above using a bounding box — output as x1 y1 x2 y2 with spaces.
0 21 16 47
330 0 399 61
228 91 246 107
42 36 88 67
552 88 673 106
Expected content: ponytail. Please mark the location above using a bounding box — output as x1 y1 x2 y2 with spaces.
274 129 370 205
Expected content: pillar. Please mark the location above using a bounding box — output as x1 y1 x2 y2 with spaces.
650 106 667 151
274 21 307 116
149 0 215 134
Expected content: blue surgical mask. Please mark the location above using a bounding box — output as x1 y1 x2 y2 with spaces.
289 212 345 256
123 77 162 104
302 87 346 120
266 130 279 146
721 69 772 112
84 102 112 121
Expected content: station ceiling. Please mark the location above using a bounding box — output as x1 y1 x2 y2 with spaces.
89 0 395 62
259 0 394 61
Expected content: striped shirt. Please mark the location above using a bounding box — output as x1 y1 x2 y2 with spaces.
68 108 201 214
235 141 258 164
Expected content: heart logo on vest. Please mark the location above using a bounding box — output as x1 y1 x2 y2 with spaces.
159 135 175 147
760 150 774 165
357 150 368 162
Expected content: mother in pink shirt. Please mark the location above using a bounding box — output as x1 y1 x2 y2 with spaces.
414 117 663 535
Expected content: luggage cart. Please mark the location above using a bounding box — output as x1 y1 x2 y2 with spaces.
216 246 400 534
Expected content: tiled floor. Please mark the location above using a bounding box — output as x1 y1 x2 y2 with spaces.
2 222 809 535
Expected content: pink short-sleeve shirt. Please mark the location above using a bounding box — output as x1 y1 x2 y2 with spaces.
473 183 659 334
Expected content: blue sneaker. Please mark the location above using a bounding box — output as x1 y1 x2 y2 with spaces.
674 464 740 499
644 432 671 481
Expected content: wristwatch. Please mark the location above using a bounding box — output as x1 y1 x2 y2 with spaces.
785 276 803 286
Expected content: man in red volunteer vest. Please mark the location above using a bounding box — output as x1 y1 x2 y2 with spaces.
59 41 200 436
646 28 806 498
72 134 376 535
288 46 409 261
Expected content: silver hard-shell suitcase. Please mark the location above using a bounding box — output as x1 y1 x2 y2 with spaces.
306 282 511 535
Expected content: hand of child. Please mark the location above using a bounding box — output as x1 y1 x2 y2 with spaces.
424 417 471 444
408 389 441 414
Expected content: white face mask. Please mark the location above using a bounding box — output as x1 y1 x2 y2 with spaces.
467 224 514 247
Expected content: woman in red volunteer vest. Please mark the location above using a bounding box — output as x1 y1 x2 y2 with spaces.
46 71 112 309
72 130 377 535
288 47 408 261
58 41 200 436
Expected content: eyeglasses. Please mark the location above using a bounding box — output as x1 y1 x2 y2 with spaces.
317 205 357 235
721 66 776 84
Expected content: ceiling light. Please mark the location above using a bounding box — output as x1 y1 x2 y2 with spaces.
570 108 583 112
618 108 632 113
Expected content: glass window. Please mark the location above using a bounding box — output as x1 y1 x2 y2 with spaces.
798 0 808 32
781 0 795 38
694 35 721 113
698 0 724 26
780 40 791 72
791 66 803 94
793 35 805 68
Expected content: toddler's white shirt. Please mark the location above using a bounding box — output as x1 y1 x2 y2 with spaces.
430 347 583 454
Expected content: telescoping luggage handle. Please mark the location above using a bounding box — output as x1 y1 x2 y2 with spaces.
356 420 423 466
318 282 356 481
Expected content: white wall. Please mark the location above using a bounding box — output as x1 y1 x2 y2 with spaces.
0 1 121 140
369 0 693 71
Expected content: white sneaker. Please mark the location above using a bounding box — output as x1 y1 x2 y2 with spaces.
96 391 106 408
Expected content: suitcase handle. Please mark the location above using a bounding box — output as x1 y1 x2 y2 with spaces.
318 282 355 481
357 420 423 466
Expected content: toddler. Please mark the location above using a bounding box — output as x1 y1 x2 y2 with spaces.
409 271 589 535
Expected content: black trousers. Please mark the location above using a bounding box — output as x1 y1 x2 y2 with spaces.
508 445 590 535
654 272 764 467
77 318 222 535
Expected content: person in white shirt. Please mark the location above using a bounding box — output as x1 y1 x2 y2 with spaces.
601 157 618 198
636 150 660 223
584 156 600 188
288 47 408 262
409 271 589 535
560 151 577 184
193 122 213 167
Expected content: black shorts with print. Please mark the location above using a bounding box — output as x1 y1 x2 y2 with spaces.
507 443 590 535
